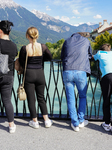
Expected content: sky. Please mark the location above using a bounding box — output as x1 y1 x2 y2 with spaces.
14 0 112 26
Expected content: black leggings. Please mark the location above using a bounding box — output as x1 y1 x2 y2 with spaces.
0 75 14 122
100 73 112 125
24 68 48 119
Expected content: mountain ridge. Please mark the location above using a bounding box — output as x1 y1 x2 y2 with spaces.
0 0 99 45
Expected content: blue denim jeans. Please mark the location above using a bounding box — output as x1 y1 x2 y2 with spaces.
63 70 87 127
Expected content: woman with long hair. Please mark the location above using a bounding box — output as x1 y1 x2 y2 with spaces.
19 27 53 128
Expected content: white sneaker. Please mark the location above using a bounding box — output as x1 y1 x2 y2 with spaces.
45 119 53 128
9 124 16 133
79 120 88 128
71 123 79 132
29 120 39 129
101 122 111 131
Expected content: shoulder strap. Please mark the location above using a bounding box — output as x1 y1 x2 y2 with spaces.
40 43 43 55
22 51 28 87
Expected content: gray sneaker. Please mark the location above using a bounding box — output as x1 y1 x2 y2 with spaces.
71 123 79 132
79 120 88 128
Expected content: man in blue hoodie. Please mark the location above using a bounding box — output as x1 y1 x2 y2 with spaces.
61 32 92 132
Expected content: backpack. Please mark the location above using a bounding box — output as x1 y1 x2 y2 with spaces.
0 41 9 77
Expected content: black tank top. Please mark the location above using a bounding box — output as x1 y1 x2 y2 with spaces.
27 56 43 69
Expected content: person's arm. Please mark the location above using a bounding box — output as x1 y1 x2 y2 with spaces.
41 44 52 61
19 46 26 68
93 52 99 61
15 46 18 57
88 42 92 59
61 44 64 61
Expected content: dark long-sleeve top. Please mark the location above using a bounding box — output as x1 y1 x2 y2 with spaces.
19 43 52 69
0 39 18 76
61 33 92 74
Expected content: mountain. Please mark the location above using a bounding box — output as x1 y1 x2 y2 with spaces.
31 9 99 34
31 9 69 33
0 0 98 46
74 23 98 32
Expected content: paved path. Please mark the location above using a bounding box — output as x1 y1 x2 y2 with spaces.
0 117 112 150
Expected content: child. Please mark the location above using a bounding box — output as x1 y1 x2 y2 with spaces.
93 43 112 131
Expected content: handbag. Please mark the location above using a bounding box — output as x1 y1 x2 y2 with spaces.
17 84 26 100
17 51 28 101
0 41 9 77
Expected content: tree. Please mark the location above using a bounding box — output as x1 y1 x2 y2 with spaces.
46 39 65 59
93 31 112 50
88 39 95 52
104 31 110 41
46 42 54 49
108 34 112 47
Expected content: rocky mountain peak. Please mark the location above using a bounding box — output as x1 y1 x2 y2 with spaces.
31 9 59 23
0 0 20 9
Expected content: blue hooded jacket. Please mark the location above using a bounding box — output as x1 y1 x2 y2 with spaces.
61 33 92 74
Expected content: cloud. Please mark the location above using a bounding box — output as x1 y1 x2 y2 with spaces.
54 16 60 19
73 9 80 15
60 16 70 22
72 16 76 19
46 6 51 11
71 16 81 20
48 0 92 12
51 0 84 8
73 22 84 26
45 0 94 17
73 22 95 26
93 14 102 19
82 7 93 16
54 16 70 22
